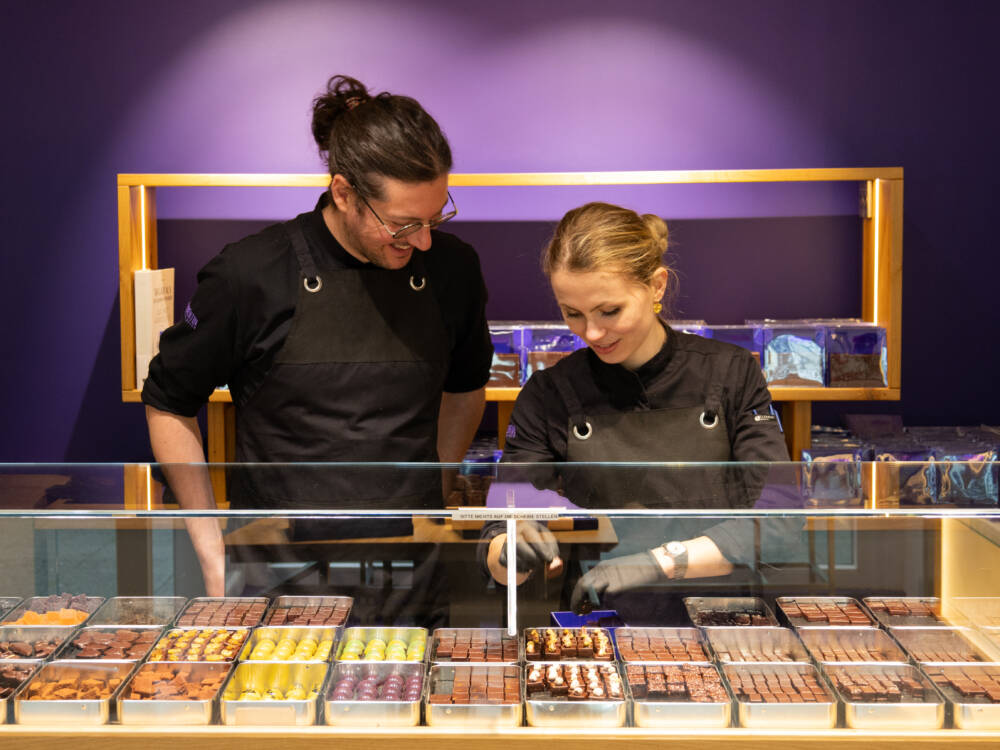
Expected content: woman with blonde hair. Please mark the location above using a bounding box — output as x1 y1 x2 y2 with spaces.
485 202 794 619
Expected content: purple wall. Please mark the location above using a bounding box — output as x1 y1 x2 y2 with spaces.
2 1 997 461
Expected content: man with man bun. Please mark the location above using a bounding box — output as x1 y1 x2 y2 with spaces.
143 76 492 617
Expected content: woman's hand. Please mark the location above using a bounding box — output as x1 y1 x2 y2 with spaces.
570 551 666 612
486 521 563 584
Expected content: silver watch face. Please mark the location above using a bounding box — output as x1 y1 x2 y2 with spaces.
665 541 686 557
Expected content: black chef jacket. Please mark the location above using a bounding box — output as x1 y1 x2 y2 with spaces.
494 327 797 568
142 194 492 420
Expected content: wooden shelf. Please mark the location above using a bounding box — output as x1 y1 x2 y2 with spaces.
119 168 903 475
118 167 903 188
0 725 995 750
124 387 902 404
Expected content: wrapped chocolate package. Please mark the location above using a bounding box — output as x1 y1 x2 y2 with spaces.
703 324 761 367
752 321 825 387
825 321 887 387
801 435 869 507
487 323 523 387
522 323 585 381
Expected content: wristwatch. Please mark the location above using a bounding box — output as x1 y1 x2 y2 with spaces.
660 541 688 580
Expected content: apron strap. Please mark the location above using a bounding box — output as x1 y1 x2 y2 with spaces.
283 222 322 292
550 363 594 440
701 349 734 430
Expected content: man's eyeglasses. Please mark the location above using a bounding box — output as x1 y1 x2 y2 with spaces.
353 187 457 240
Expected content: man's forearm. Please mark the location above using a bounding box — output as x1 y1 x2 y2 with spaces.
146 405 225 595
437 388 486 462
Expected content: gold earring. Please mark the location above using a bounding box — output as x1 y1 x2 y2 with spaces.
653 302 662 314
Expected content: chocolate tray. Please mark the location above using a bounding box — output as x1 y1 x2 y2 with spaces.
889 626 992 665
0 625 77 660
523 627 614 662
430 627 521 664
54 625 164 661
220 661 328 726
863 597 945 628
238 625 339 663
147 626 250 663
324 661 423 727
175 597 268 628
706 627 808 664
89 596 187 626
683 597 779 628
798 627 907 664
13 659 135 725
336 627 428 663
614 627 710 663
628 662 732 729
262 595 353 628
0 659 41 724
821 662 944 729
0 599 22 621
117 661 234 725
776 596 875 628
921 663 1000 729
425 663 522 728
3 595 105 626
524 661 626 728
723 663 837 729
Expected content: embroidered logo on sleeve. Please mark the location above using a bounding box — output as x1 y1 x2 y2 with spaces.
184 302 199 329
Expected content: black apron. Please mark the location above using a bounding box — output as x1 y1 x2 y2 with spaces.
231 218 448 514
545 347 763 623
225 217 452 626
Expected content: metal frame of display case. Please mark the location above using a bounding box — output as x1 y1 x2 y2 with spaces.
1 503 998 748
117 169 903 502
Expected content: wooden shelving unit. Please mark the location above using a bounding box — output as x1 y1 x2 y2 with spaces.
118 168 903 497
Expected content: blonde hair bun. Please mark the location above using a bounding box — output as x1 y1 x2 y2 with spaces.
641 213 669 253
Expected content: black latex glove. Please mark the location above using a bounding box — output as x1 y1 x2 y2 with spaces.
498 521 560 574
570 551 667 613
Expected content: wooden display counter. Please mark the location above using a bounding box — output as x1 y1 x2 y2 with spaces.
0 725 998 750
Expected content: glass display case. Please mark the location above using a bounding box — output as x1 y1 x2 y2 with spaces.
0 460 996 748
